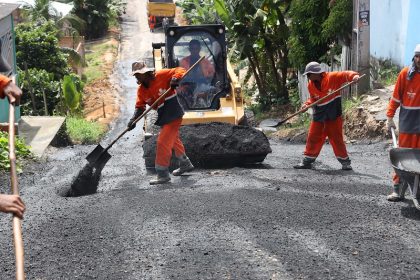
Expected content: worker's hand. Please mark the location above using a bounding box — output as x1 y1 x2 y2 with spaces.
3 81 22 105
0 194 25 219
352 75 360 82
170 78 180 89
127 120 136 131
386 117 396 132
127 108 144 131
300 104 308 111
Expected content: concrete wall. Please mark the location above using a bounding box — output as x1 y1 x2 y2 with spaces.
371 0 420 67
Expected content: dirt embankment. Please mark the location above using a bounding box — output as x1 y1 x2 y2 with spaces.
82 36 120 127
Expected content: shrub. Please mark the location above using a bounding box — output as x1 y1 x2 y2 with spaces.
65 117 106 144
0 131 32 172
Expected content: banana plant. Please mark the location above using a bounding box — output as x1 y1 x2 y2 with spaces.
62 75 82 115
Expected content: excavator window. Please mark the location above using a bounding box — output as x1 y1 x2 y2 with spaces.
172 32 225 110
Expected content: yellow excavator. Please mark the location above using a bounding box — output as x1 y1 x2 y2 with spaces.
143 23 271 169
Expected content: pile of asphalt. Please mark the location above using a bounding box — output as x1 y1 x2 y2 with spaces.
59 161 106 197
143 122 272 169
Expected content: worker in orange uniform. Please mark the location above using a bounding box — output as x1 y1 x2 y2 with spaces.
0 42 25 218
386 44 420 201
148 15 156 32
127 61 194 184
179 39 215 107
294 62 359 170
180 40 215 83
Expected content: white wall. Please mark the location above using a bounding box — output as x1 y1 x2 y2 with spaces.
370 0 420 67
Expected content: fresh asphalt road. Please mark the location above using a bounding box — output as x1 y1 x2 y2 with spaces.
1 0 420 279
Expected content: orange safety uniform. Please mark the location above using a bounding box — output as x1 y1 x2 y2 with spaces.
148 16 156 30
135 67 186 168
386 66 420 184
0 74 11 99
302 71 358 164
180 56 215 81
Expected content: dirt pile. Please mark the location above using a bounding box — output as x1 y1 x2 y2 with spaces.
343 86 394 141
143 122 272 169
343 105 386 141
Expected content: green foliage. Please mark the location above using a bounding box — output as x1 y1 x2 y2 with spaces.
343 96 361 113
84 41 118 82
288 0 330 69
15 21 70 80
73 0 125 39
287 79 301 109
371 59 400 86
321 0 353 46
62 75 83 114
213 0 293 106
288 0 353 70
0 131 33 172
18 68 61 116
65 117 105 144
178 0 218 24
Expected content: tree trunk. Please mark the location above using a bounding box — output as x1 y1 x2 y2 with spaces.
247 55 266 99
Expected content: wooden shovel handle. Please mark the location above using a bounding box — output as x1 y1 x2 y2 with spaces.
276 74 366 126
8 103 26 280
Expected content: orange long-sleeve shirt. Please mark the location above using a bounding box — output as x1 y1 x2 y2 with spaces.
180 56 215 82
0 74 11 99
135 67 186 126
305 71 358 122
386 67 420 133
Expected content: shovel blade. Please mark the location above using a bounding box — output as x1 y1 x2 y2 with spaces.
259 119 283 128
86 144 111 166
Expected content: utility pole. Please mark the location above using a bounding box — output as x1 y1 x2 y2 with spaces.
352 0 370 95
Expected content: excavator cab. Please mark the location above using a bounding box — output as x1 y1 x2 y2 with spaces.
164 25 229 110
151 24 245 126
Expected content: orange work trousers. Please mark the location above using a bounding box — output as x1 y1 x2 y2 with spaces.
155 118 185 168
392 133 420 184
303 116 349 163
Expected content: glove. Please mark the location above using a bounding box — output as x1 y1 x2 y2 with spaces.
170 77 180 89
127 108 144 131
300 104 308 111
352 74 360 82
386 117 396 132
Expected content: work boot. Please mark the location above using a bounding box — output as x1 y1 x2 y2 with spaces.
341 163 353 171
150 168 171 185
293 160 313 169
172 155 194 176
387 184 402 202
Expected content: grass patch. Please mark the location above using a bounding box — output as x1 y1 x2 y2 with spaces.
0 131 32 172
84 41 118 83
371 59 400 87
343 96 362 113
66 117 106 144
288 113 311 129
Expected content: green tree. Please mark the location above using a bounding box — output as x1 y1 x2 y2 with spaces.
215 0 292 108
18 68 62 115
73 0 112 39
288 0 353 70
15 21 70 80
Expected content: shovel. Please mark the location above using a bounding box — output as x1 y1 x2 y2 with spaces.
259 74 366 128
85 56 205 167
5 90 26 280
